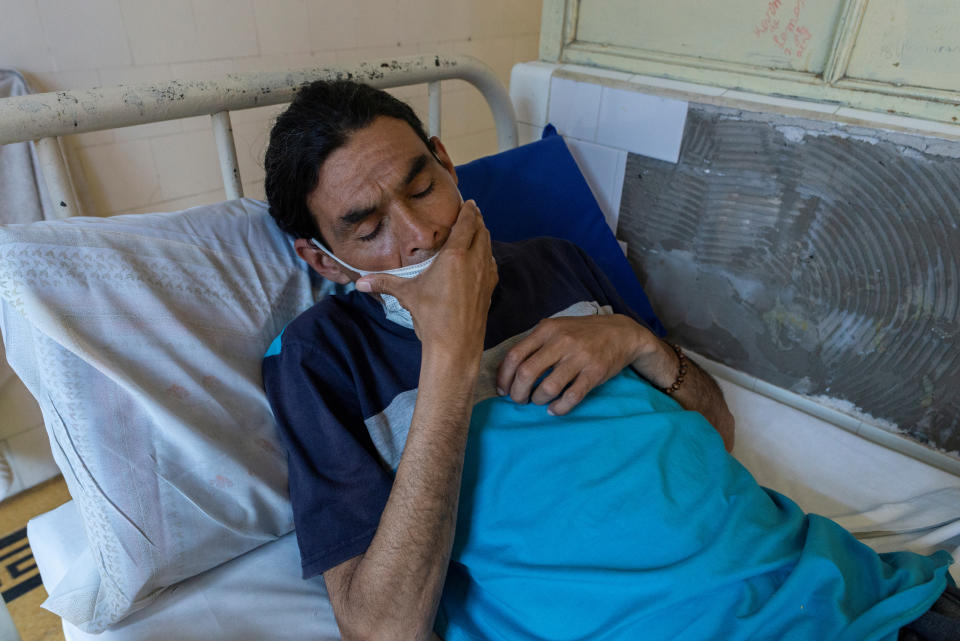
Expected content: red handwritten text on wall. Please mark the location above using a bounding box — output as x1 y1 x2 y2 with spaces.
755 0 812 59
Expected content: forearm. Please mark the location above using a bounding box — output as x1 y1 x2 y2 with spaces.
338 349 480 641
631 336 736 452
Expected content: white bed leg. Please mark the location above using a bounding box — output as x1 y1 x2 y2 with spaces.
36 136 81 219
211 111 244 200
428 81 441 139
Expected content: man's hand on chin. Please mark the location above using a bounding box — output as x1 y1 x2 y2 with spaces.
356 199 498 359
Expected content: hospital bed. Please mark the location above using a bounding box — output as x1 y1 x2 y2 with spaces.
0 54 958 640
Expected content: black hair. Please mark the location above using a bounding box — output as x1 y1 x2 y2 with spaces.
263 79 434 243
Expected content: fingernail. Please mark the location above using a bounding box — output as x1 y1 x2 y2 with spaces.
496 387 506 396
547 408 556 416
356 280 371 292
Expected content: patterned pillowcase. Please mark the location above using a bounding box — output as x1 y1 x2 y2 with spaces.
0 198 321 631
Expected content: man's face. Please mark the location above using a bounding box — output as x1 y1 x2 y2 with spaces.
301 116 461 282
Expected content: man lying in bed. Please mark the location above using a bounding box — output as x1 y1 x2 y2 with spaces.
261 80 957 641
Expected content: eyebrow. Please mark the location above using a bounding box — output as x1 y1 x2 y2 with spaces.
402 154 429 188
334 154 431 237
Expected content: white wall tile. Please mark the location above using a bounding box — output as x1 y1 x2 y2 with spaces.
39 0 132 70
441 87 495 138
120 0 200 65
232 53 289 74
97 63 173 86
468 0 508 39
192 0 259 60
113 120 183 143
230 103 285 126
126 187 225 214
254 0 311 56
401 0 470 46
437 0 473 43
0 0 55 72
150 131 222 201
168 59 235 81
596 86 688 163
26 69 101 93
305 0 359 51
69 130 116 148
565 138 627 232
453 36 518 89
501 0 543 36
419 39 455 57
510 61 558 127
354 0 404 49
243 180 266 201
180 115 213 133
548 77 601 142
1 0 541 223
445 128 498 164
513 33 540 64
517 122 542 146
232 119 271 186
74 139 161 214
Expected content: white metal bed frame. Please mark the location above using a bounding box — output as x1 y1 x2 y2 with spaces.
0 54 517 219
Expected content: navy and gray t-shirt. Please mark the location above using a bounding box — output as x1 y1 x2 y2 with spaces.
262 237 641 578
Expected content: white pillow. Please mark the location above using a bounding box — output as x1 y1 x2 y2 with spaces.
0 199 323 631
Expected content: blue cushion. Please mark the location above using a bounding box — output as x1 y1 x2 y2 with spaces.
455 125 664 336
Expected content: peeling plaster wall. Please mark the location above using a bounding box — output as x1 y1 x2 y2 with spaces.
618 105 960 456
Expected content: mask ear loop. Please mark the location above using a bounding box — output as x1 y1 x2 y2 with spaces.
309 238 371 276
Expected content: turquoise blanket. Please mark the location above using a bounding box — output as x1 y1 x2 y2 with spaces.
437 368 953 641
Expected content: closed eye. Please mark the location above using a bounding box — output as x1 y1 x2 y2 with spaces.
412 181 434 198
358 219 383 242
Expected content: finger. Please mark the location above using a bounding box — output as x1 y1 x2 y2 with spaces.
505 340 568 404
496 331 547 396
547 374 595 416
473 216 493 254
355 272 405 297
530 359 580 406
445 200 482 249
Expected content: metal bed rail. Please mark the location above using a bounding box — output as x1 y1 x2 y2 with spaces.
0 54 518 218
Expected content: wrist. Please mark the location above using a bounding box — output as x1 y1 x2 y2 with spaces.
631 335 680 390
627 319 660 363
421 342 483 386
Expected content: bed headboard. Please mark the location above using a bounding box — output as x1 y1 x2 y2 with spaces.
0 54 517 219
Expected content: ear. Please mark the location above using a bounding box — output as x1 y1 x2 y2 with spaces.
294 238 355 284
430 136 458 186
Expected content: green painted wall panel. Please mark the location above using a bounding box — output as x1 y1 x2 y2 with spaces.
846 0 960 92
576 0 847 74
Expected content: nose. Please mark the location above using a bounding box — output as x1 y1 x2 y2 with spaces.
392 203 443 262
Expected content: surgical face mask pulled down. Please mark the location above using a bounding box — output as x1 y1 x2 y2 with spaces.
309 238 438 328
312 189 467 328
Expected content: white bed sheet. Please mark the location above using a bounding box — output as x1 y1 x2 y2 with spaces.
28 502 340 641
723 378 960 584
27 378 960 640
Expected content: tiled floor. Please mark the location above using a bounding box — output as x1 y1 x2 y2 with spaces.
0 476 69 641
